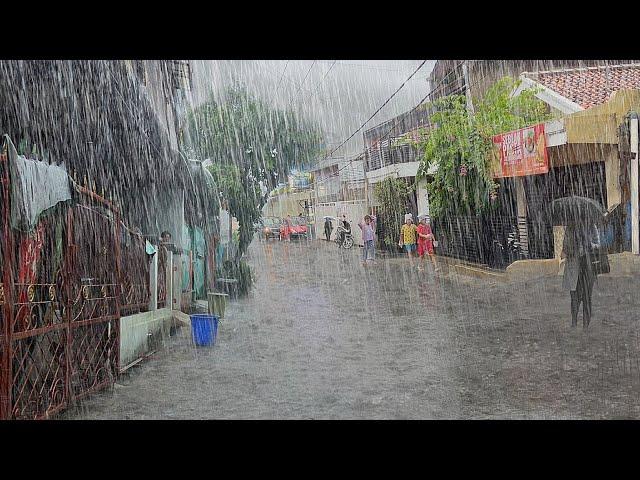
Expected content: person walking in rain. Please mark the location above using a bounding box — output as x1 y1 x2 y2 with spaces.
324 217 333 242
416 216 437 272
398 216 418 266
358 214 376 265
561 222 601 328
282 215 292 242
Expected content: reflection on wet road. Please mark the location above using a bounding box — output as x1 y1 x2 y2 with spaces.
69 239 640 419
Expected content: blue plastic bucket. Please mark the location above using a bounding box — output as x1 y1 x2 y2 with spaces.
190 314 219 347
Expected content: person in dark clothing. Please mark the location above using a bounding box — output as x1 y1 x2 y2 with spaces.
338 215 350 245
561 223 601 328
160 230 176 254
324 217 333 242
341 215 350 230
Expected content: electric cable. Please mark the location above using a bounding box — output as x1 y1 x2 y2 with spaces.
312 61 465 187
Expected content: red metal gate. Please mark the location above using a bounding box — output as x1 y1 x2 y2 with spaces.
119 228 150 316
0 147 122 419
157 245 167 309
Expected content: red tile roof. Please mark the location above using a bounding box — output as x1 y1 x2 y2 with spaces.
525 64 640 110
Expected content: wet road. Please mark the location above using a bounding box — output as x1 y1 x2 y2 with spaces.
68 239 640 419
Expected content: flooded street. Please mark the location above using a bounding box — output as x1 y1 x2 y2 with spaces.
67 239 640 419
5 58 640 423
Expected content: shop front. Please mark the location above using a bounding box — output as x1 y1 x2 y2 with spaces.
491 91 637 262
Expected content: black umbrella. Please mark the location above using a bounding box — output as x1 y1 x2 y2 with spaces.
549 196 606 226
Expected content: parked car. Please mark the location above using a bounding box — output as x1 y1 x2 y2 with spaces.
259 216 282 240
280 216 308 240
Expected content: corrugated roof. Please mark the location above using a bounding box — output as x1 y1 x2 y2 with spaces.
524 64 640 110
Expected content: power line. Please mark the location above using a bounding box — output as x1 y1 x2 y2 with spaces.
321 60 427 158
371 60 468 145
304 60 337 103
274 60 290 98
355 64 502 182
316 60 422 73
312 61 467 187
289 60 317 105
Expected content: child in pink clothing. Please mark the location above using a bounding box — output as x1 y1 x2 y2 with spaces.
417 216 438 272
358 214 376 264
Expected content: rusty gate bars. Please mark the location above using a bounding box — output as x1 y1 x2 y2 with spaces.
0 148 14 420
0 141 169 418
119 229 151 316
0 156 128 418
157 245 167 309
66 200 120 403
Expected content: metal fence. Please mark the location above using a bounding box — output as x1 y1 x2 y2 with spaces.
119 229 150 316
0 150 125 419
157 245 167 309
432 214 525 270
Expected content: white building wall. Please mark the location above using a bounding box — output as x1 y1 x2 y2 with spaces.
315 200 368 246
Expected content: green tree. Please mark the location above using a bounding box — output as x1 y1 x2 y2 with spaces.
416 77 552 218
374 177 414 249
183 85 324 254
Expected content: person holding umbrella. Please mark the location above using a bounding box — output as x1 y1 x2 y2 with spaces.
552 196 607 329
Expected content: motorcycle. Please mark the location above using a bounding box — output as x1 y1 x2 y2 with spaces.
335 225 354 249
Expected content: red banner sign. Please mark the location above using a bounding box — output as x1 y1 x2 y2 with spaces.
492 123 549 178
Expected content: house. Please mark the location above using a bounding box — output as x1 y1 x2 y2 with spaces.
429 60 639 103
0 60 216 419
420 61 640 267
309 152 368 244
493 63 640 260
363 104 436 220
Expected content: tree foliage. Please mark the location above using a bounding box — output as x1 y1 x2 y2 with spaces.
416 77 552 218
374 177 414 249
183 85 324 254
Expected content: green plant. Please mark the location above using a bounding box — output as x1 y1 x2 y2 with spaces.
221 259 253 297
183 84 324 255
374 177 414 249
415 77 551 218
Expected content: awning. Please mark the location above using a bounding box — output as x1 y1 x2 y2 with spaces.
564 89 640 144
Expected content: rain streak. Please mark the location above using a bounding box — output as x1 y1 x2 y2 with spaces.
1 59 640 419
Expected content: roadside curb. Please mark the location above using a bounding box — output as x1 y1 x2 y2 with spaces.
441 253 640 284
451 263 507 282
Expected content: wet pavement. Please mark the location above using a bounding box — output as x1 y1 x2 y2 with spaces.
67 239 640 419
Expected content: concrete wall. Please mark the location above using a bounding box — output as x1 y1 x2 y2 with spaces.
120 308 174 370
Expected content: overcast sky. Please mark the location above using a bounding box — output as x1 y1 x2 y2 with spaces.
190 60 435 156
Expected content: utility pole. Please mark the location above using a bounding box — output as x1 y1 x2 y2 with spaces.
462 61 474 114
631 114 639 254
364 164 370 213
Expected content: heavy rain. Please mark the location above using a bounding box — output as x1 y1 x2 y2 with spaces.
2 59 640 420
